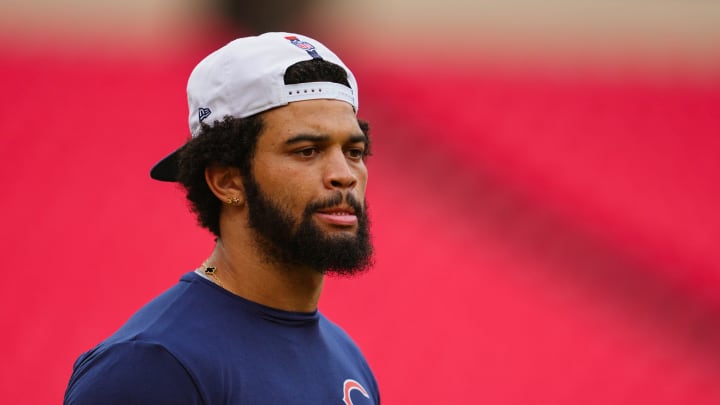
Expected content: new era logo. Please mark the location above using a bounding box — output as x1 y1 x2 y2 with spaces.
198 107 211 122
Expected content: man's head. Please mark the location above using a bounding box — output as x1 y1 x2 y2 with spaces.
150 33 373 275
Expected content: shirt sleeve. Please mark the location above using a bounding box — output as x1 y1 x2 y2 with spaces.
64 340 204 405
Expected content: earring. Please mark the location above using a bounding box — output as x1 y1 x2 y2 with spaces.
227 196 241 206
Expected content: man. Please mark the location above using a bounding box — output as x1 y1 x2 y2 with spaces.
64 32 379 404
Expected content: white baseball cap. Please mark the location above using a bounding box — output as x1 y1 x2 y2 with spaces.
150 32 358 182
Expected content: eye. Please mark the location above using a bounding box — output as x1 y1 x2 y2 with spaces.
295 147 318 158
346 147 366 160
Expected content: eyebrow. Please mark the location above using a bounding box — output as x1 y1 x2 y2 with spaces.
284 133 367 145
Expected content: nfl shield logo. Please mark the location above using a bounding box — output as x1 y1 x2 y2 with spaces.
285 35 321 59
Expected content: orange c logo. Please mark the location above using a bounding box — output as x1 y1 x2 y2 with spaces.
342 378 370 405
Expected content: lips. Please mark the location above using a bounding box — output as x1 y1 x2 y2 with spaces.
314 207 358 226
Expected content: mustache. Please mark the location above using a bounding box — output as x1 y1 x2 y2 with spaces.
304 192 364 216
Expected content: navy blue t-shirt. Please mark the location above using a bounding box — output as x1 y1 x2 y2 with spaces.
64 272 379 404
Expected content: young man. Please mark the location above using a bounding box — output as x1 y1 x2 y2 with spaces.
65 32 379 404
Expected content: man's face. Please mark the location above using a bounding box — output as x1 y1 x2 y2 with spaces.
243 99 372 275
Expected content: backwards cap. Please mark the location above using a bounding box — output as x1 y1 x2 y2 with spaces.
150 32 358 182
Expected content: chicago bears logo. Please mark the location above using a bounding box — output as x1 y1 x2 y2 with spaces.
342 379 370 405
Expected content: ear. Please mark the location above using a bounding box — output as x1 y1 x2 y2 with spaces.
205 165 245 207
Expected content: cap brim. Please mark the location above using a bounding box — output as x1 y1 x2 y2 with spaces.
150 145 184 182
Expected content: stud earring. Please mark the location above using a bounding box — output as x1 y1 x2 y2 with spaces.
227 196 241 206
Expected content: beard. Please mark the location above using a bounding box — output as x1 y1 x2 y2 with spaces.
242 174 374 276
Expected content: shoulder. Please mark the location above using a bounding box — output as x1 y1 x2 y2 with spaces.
107 272 222 348
318 314 381 402
64 273 254 404
319 313 365 352
65 340 204 405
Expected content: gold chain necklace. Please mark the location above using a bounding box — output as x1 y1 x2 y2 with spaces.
201 261 225 290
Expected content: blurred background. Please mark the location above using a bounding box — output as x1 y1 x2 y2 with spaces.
1 0 719 403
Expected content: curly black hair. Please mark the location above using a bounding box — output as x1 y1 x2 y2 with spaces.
176 59 371 237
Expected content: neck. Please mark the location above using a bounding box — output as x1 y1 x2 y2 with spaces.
204 238 324 313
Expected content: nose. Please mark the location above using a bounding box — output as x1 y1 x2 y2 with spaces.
324 148 358 190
